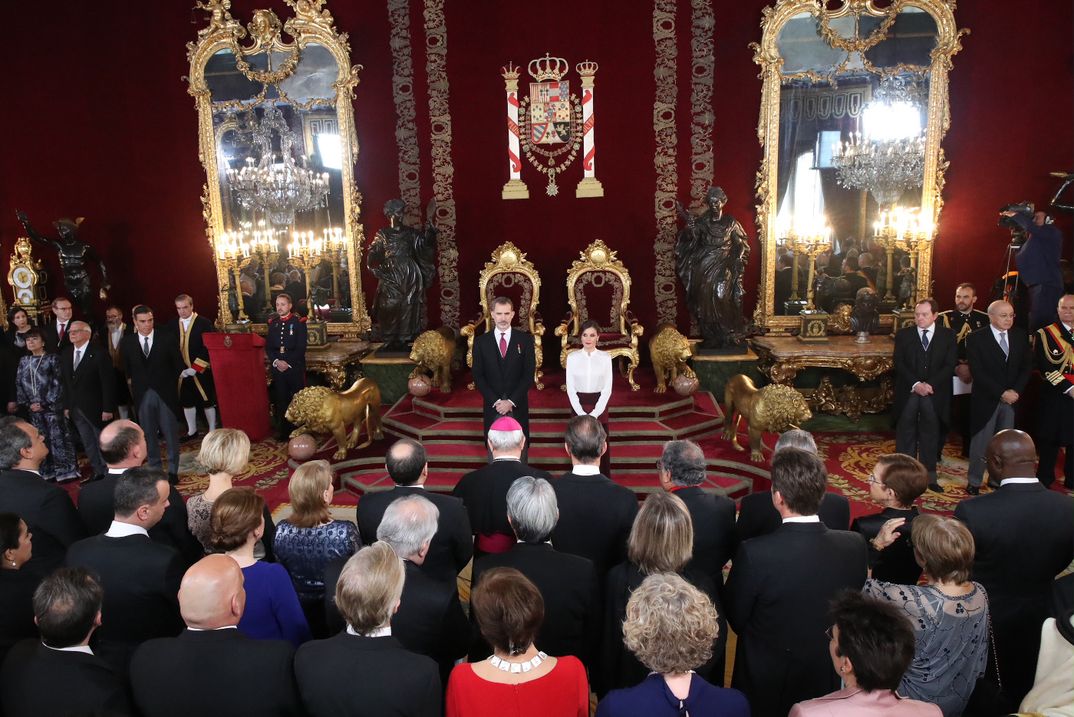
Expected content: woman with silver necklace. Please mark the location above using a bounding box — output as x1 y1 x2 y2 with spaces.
446 567 589 717
14 329 78 481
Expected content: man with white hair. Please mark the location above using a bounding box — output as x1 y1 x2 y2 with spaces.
129 555 299 716
452 415 552 555
375 494 467 685
470 476 599 667
60 319 115 476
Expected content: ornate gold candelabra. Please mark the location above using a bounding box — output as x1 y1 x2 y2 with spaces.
782 218 832 342
873 207 934 308
287 231 326 308
215 233 255 322
319 227 346 307
246 227 281 312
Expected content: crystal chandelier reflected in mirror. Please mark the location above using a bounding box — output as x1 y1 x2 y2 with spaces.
226 105 330 226
831 78 926 209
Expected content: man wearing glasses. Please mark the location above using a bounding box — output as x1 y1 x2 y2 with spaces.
60 321 116 476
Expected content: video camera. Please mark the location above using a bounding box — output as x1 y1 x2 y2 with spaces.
998 201 1034 246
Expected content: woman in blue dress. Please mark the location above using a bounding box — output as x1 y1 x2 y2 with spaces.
15 329 78 481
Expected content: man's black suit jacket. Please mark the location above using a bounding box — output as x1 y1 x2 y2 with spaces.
471 328 535 434
893 323 958 424
294 633 441 717
394 561 467 686
41 320 73 354
965 325 1032 436
850 507 922 585
78 472 204 567
61 340 117 427
673 486 736 592
452 458 553 537
0 468 85 575
356 485 473 583
550 470 639 578
470 542 600 667
726 522 867 717
65 533 185 664
130 629 300 717
119 331 185 415
734 491 850 553
0 638 132 717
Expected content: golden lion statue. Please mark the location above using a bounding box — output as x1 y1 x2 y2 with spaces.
722 374 812 462
409 327 456 393
285 377 384 460
649 323 696 393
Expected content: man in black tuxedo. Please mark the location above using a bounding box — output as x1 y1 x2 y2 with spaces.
374 495 467 685
893 297 957 492
65 466 185 670
60 320 116 476
78 419 202 565
356 438 472 583
471 475 600 667
954 430 1074 710
964 300 1031 494
0 567 131 716
471 296 535 442
1034 294 1074 487
726 448 867 717
734 429 849 550
0 416 85 574
167 293 218 440
130 554 300 717
296 543 441 717
41 295 74 353
550 415 638 577
120 304 186 483
452 415 552 554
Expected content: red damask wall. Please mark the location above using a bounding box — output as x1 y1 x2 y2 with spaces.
0 1 1069 342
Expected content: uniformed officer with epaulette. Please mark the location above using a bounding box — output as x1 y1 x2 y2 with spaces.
1035 293 1074 488
938 282 989 458
267 292 307 440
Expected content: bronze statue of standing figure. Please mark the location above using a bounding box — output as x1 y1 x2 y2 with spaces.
16 210 110 317
367 199 437 351
674 186 751 350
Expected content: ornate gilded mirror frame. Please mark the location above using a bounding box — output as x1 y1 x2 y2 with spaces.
186 0 370 336
752 0 966 333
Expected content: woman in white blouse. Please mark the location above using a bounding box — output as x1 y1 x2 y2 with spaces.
566 320 614 476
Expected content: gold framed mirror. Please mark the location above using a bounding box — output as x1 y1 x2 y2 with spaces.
752 0 966 333
187 0 370 337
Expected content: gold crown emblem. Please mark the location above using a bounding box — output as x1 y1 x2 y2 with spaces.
501 61 520 81
575 59 599 77
528 53 569 82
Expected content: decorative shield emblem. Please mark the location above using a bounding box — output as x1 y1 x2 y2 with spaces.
529 81 572 145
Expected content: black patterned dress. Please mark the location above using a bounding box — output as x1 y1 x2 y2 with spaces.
16 353 78 480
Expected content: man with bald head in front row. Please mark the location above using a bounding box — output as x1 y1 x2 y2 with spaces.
964 300 1031 494
77 419 201 565
954 430 1074 712
130 555 300 717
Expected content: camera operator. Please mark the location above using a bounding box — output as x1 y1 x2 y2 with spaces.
1001 204 1065 330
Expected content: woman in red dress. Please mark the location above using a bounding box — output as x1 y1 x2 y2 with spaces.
446 567 589 717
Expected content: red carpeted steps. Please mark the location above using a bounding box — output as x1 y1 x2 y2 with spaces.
338 370 754 500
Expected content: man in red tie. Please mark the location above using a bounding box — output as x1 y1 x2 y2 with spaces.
43 296 75 353
471 296 535 455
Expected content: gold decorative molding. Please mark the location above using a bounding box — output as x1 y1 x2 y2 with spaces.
751 0 967 334
187 0 370 335
387 0 422 226
652 0 679 325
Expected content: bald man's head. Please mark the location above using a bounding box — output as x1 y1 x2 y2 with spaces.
985 429 1038 482
99 419 146 468
178 555 246 629
986 300 1015 331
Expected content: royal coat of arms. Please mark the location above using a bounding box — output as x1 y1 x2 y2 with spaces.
500 53 604 199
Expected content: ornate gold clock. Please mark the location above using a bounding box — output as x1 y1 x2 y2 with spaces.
8 236 46 322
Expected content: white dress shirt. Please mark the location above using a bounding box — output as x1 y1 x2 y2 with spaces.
566 348 613 417
104 521 149 538
782 515 821 524
139 330 154 355
495 327 512 352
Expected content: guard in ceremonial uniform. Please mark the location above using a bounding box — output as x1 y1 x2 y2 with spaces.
939 282 989 457
168 293 217 440
1034 294 1074 488
267 292 307 440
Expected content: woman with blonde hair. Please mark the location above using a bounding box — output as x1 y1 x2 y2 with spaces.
211 488 310 647
863 514 989 716
274 459 360 637
598 491 725 696
187 428 276 558
596 573 749 717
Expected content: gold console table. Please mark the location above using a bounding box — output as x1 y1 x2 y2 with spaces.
750 335 895 418
306 340 373 389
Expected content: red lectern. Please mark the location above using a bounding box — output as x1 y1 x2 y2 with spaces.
204 333 271 441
